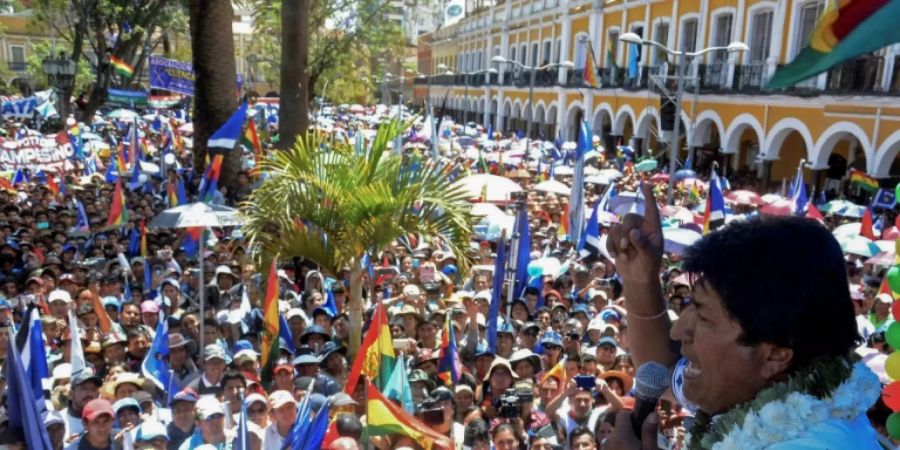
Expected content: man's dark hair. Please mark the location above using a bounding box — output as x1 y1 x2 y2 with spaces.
221 370 246 387
568 426 594 447
683 217 859 370
335 413 362 440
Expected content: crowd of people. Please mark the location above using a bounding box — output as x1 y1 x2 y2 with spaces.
0 100 894 450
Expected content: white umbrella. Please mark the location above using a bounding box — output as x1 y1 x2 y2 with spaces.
148 202 243 352
470 202 505 217
80 132 103 141
663 228 702 255
532 257 562 278
835 234 881 257
476 213 515 241
453 174 523 202
106 109 139 120
584 175 614 185
532 179 571 196
609 191 645 216
761 193 785 204
596 168 624 179
552 165 574 176
139 160 160 175
832 222 863 238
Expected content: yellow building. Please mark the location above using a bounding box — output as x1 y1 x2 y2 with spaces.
416 0 900 185
0 10 52 93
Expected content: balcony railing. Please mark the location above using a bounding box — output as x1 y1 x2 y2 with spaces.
733 63 768 92
417 56 900 96
826 55 883 94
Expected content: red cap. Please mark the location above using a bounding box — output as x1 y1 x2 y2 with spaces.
83 398 114 421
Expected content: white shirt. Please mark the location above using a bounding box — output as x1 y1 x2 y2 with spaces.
261 422 289 450
61 407 84 438
857 314 875 341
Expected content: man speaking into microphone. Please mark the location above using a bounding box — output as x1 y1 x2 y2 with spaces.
605 183 882 449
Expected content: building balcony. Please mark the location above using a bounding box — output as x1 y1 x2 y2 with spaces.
419 55 900 97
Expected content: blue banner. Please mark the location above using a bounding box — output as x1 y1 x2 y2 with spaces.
1 97 36 119
107 88 148 107
149 56 195 96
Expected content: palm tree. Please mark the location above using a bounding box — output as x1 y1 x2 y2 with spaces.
241 121 473 357
278 0 310 150
189 0 240 184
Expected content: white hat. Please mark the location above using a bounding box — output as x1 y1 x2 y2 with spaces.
52 363 72 383
214 265 238 280
134 420 168 442
48 289 72 304
44 410 64 427
269 390 297 409
286 308 306 321
474 290 491 302
403 284 421 298
244 393 268 407
195 396 225 420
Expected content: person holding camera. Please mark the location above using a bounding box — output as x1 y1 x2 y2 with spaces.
416 387 465 449
489 380 550 438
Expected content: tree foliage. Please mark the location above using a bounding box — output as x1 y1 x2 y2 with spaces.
25 41 94 93
31 0 188 123
246 0 405 105
241 121 473 356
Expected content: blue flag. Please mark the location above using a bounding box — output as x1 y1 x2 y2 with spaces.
790 163 807 216
283 389 313 449
278 315 296 354
128 227 140 256
628 43 640 79
487 235 507 353
384 355 415 413
234 393 250 450
5 327 53 449
104 162 118 183
141 320 171 391
11 168 26 185
209 103 249 151
16 306 49 406
514 207 531 298
324 287 338 317
569 120 590 244
578 201 602 260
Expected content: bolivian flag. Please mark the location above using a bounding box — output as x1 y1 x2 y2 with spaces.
260 257 280 383
365 380 453 450
106 180 127 226
110 56 134 78
584 47 598 88
344 302 395 393
768 0 900 89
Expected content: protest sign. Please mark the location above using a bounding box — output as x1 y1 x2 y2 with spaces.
108 88 149 107
1 97 37 119
149 56 195 96
0 135 72 171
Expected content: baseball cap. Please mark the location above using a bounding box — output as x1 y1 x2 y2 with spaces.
113 398 142 415
195 396 225 420
140 300 160 314
203 345 227 362
48 289 72 304
71 368 102 388
597 336 619 349
82 398 114 421
245 393 268 408
269 390 297 409
171 388 200 405
44 410 64 427
135 421 168 442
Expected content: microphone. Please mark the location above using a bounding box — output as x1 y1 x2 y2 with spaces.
631 361 671 438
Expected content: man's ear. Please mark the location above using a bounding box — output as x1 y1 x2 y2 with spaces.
758 344 793 380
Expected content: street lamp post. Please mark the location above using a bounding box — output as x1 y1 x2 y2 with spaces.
418 64 453 159
620 32 748 205
42 52 77 125
492 56 573 153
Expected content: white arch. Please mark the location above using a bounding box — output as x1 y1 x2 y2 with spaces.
546 102 559 125
534 103 546 123
502 98 512 116
635 107 660 140
874 130 900 178
812 121 874 170
762 118 815 160
722 113 765 155
612 104 636 135
523 101 533 121
564 101 585 140
592 102 615 131
512 100 523 119
689 109 726 147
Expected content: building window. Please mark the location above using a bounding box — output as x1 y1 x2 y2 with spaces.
510 46 517 62
607 30 620 66
554 39 561 62
749 10 773 63
542 41 551 65
574 36 588 69
712 13 733 61
531 43 538 67
9 46 25 68
681 18 698 53
519 44 527 64
652 22 670 65
794 1 824 58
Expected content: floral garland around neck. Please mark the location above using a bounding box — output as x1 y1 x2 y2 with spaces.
685 355 881 450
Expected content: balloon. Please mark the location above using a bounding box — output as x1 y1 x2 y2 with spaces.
887 352 900 381
527 261 543 278
888 323 900 350
888 412 900 439
889 266 900 293
884 382 900 412
895 182 900 202
893 301 900 322
896 214 900 230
